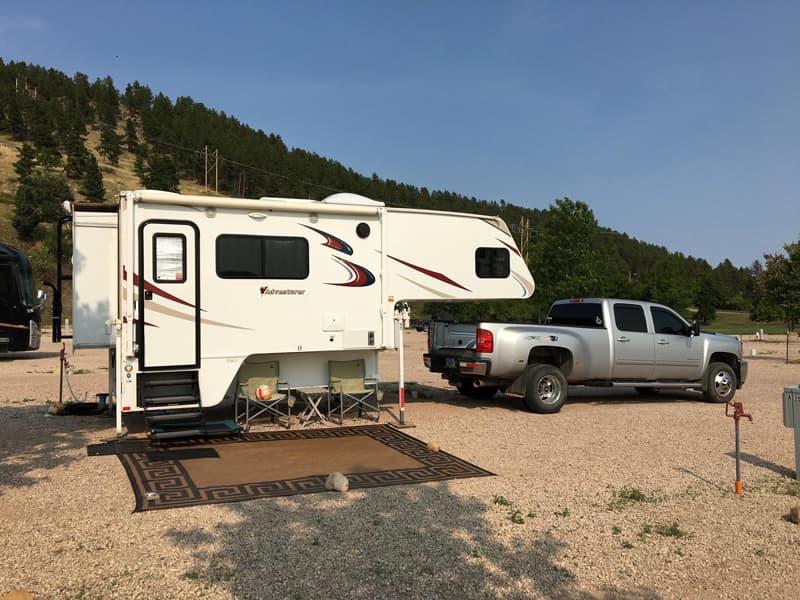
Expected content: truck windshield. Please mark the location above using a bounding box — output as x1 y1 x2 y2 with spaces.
546 302 604 327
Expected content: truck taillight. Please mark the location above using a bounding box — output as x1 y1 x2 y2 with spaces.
476 328 493 353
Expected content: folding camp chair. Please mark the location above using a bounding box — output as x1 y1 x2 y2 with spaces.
327 359 381 425
235 360 294 430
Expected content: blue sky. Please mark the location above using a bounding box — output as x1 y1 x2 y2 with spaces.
1 1 798 268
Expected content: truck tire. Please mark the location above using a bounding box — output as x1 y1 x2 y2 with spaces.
703 362 737 403
456 380 499 400
523 365 567 414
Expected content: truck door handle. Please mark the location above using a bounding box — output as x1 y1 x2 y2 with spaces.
617 336 630 343
657 339 669 345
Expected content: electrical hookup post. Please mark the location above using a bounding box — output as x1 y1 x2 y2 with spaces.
782 386 800 480
726 401 752 495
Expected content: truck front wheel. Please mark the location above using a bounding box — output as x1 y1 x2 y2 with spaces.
523 365 567 414
703 362 737 403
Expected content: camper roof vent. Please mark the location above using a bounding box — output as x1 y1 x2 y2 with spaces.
322 193 385 207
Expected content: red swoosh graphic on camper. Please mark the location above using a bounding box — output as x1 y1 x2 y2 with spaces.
330 257 375 287
498 238 521 257
302 225 353 255
387 255 471 292
132 273 196 309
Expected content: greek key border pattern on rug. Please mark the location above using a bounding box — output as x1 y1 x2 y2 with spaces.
117 424 494 512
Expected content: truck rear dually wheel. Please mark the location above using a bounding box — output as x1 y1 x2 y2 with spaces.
703 362 736 403
523 365 567 414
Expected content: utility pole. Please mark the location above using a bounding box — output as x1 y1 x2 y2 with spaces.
204 146 218 193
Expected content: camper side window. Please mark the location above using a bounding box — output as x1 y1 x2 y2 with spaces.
475 247 510 278
216 235 309 279
154 234 186 283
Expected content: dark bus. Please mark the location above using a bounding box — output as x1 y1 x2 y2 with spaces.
0 243 44 353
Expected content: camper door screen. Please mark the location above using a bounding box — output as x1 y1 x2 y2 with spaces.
154 234 186 283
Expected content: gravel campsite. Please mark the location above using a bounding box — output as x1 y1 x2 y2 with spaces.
1 331 799 600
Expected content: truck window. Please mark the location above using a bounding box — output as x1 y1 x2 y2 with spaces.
216 235 309 279
651 307 686 335
546 302 604 327
614 303 647 333
475 247 509 278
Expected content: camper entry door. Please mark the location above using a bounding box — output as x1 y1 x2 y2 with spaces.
138 221 200 369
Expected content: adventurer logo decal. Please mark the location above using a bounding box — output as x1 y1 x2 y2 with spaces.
260 286 306 296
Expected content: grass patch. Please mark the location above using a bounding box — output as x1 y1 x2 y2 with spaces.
655 522 689 538
607 486 655 511
493 494 512 506
706 310 789 335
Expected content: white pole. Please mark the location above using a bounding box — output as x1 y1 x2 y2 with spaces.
398 316 406 426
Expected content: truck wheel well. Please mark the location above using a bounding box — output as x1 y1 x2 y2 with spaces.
709 352 738 373
528 347 573 377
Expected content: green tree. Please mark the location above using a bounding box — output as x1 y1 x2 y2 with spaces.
13 174 73 240
761 241 800 330
125 117 139 152
13 143 37 181
143 152 180 192
63 131 89 179
79 153 105 202
98 123 122 165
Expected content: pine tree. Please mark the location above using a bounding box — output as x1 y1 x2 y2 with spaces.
79 153 105 202
13 143 37 182
13 174 74 240
125 117 139 152
64 131 89 179
143 152 180 192
98 123 122 165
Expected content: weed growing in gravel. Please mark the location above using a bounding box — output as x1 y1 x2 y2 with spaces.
607 486 655 511
510 510 525 524
527 511 537 518
675 547 685 557
637 523 653 541
612 526 622 535
655 522 689 538
554 507 570 517
622 540 634 549
493 494 512 506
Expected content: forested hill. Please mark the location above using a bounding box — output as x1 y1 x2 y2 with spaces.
0 58 758 321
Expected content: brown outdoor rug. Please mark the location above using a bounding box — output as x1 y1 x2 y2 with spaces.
102 425 493 512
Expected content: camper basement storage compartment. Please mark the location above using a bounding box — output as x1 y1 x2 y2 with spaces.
58 190 534 438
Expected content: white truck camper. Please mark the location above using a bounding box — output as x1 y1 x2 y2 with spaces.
63 190 534 438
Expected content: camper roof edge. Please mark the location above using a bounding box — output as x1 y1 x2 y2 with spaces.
125 189 382 216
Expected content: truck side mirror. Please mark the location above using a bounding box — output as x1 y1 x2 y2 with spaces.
690 320 700 337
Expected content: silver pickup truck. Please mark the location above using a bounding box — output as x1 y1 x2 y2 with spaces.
423 298 748 413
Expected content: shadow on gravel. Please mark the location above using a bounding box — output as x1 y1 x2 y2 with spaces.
164 481 662 600
727 451 795 478
0 350 61 361
0 403 114 495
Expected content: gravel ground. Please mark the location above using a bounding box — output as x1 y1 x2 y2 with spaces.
1 331 799 599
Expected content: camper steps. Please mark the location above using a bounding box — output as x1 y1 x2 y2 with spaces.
140 370 207 442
